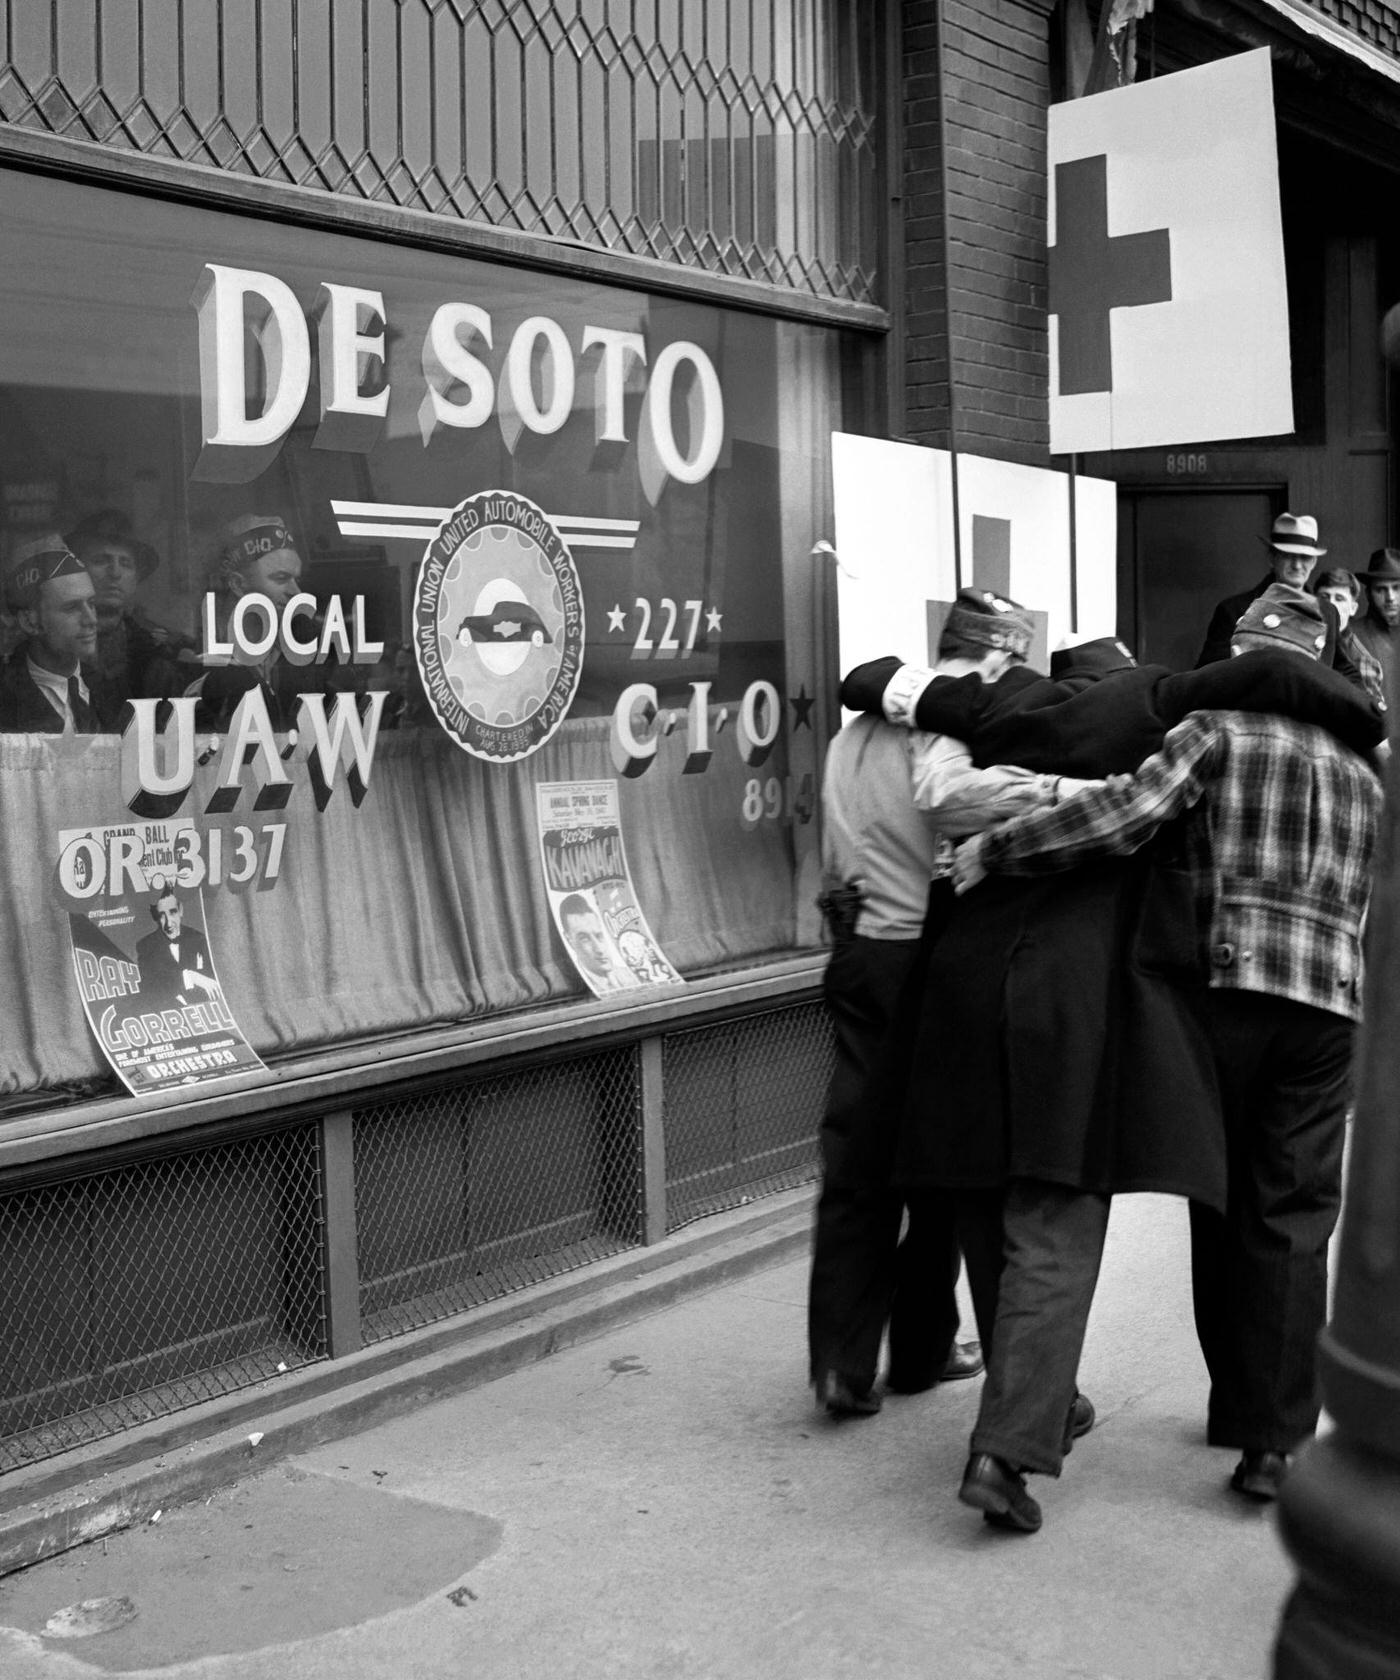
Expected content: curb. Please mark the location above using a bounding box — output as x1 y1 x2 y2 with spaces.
0 1188 814 1579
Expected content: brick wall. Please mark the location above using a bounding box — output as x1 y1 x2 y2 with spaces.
903 0 1056 466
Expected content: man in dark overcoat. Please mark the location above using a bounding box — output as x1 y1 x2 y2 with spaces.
1351 547 1400 714
953 585 1382 1525
838 610 1384 1531
1195 510 1328 668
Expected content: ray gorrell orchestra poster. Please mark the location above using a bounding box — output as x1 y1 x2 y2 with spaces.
57 819 263 1096
537 780 682 997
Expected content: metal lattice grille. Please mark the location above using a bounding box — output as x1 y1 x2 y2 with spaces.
662 1000 828 1232
0 1125 326 1474
353 1047 642 1343
0 1 880 304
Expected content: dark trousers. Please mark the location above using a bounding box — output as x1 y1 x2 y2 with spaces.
970 1179 1111 1476
808 931 972 1390
1189 990 1352 1451
809 1184 957 1390
809 1182 1005 1391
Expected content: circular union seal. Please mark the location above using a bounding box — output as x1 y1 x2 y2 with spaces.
413 490 585 763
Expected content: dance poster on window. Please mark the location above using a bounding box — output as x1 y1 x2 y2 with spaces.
536 780 682 998
56 819 264 1096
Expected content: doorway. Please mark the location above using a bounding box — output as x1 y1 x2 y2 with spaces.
1119 488 1284 672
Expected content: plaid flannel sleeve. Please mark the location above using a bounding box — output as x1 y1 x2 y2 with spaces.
979 713 1221 876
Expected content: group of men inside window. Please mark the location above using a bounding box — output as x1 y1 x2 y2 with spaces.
0 512 427 734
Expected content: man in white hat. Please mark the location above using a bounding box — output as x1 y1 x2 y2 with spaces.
1196 511 1331 668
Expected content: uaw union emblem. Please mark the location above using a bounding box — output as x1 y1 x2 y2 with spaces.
413 490 585 762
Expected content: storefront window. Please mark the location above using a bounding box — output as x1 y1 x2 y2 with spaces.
0 166 846 1113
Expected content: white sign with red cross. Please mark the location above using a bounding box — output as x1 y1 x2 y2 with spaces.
1048 49 1293 454
829 434 1116 681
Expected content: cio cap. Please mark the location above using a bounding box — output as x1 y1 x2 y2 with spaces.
66 508 159 579
1233 582 1327 657
944 587 1035 658
1049 637 1137 682
1260 511 1327 559
219 514 297 577
5 533 87 611
1361 548 1400 583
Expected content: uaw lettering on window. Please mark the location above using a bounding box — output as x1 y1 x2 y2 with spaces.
121 593 385 819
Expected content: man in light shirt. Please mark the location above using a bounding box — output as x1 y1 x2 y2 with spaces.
810 589 1080 1417
0 534 113 732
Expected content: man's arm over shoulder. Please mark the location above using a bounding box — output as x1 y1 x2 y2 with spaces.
839 656 992 737
909 732 1070 836
975 712 1221 877
1158 649 1386 754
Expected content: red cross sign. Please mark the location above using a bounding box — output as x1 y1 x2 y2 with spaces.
1048 50 1292 454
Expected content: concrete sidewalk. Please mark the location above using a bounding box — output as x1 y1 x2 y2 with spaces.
0 1192 1293 1679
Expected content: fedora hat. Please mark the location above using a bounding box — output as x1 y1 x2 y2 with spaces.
66 509 160 579
1260 512 1327 559
1361 547 1400 583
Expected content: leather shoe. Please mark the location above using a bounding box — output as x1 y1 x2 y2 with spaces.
958 1453 1043 1532
815 1369 881 1418
1062 1391 1096 1456
1231 1449 1290 1502
886 1339 986 1394
941 1340 985 1382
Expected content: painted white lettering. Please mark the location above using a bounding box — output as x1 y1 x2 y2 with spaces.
122 698 198 816
610 683 660 778
581 326 646 445
191 264 311 483
315 283 390 451
294 691 387 810
418 302 495 443
500 315 575 450
639 340 725 504
280 594 320 667
737 680 780 767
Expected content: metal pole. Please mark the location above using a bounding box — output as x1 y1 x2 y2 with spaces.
934 0 963 587
1272 305 1400 1673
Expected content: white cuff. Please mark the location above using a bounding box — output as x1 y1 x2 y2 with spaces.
882 664 936 728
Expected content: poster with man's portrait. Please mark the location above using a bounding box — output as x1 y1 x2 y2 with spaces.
57 819 263 1095
536 781 682 998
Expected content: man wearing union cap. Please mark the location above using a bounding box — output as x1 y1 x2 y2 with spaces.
1195 512 1352 675
954 581 1383 1514
809 588 1084 1421
0 534 117 732
183 513 328 732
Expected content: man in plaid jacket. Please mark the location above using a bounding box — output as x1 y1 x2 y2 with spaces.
952 582 1383 1527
